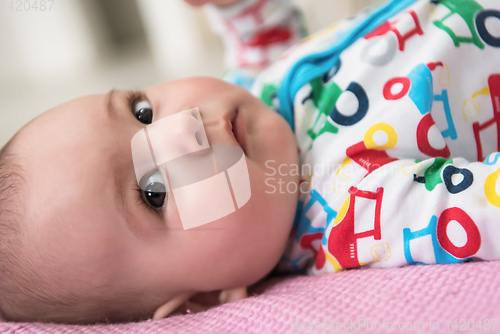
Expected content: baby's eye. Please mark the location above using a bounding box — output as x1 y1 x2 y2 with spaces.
139 170 168 209
133 100 153 124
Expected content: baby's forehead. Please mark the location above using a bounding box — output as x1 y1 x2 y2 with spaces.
15 94 107 145
15 93 126 226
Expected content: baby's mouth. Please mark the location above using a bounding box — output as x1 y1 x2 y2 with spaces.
231 109 248 156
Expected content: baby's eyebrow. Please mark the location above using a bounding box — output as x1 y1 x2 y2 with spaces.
105 89 118 121
114 171 140 238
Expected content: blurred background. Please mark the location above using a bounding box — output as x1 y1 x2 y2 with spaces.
0 0 380 147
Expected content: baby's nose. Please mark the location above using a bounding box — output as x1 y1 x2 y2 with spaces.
147 108 210 165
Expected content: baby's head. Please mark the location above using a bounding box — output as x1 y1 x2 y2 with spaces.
0 77 299 324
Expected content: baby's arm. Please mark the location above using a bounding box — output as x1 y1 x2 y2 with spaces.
195 0 307 88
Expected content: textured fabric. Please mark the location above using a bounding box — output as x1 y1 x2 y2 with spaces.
1 260 499 333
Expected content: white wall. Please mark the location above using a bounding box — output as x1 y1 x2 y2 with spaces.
0 0 97 83
294 0 380 32
135 0 225 80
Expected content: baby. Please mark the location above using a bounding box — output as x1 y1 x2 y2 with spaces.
1 0 500 324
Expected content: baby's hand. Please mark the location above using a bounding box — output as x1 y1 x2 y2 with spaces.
183 0 240 7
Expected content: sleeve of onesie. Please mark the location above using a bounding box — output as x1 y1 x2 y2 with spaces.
204 0 307 89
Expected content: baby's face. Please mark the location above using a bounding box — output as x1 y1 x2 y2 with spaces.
14 77 299 306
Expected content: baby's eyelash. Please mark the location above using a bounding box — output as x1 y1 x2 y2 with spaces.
133 186 164 217
125 90 146 111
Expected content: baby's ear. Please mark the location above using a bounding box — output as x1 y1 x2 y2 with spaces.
152 293 192 320
218 287 247 304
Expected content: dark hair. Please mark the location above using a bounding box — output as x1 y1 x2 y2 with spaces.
0 134 27 321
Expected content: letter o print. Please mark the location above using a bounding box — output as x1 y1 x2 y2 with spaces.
416 113 451 158
476 10 500 47
443 165 474 194
485 166 500 208
383 77 411 100
437 207 480 259
330 82 369 126
364 123 398 150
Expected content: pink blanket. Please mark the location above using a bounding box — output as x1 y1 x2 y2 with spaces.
1 261 499 333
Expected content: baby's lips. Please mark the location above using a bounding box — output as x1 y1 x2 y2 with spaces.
231 110 248 156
